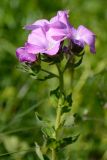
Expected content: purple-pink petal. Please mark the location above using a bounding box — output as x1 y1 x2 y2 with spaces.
50 10 69 25
27 27 60 55
50 21 66 29
28 28 47 48
16 47 36 63
25 11 72 56
25 19 49 31
50 10 72 38
25 43 45 54
17 10 96 59
44 41 60 55
46 27 67 42
71 25 96 53
25 10 72 40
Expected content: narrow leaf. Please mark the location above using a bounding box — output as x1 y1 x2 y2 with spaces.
43 155 50 160
35 143 44 160
50 87 60 98
47 138 57 149
61 105 71 114
66 93 72 106
58 135 79 149
73 56 83 68
41 126 55 138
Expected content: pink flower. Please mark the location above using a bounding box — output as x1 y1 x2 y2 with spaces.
16 10 96 63
25 11 72 41
16 47 36 63
26 27 61 55
71 25 96 53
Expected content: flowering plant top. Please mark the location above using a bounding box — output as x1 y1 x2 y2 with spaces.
16 10 96 63
16 10 96 160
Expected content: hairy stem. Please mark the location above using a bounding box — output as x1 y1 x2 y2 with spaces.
52 148 56 160
55 97 63 131
51 63 64 160
55 63 64 130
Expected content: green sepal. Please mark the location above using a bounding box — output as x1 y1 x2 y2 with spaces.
73 55 83 68
41 51 64 65
31 62 41 73
76 51 85 57
17 63 40 79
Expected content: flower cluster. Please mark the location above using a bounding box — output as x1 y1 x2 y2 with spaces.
16 10 96 63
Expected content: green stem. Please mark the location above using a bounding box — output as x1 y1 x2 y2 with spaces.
55 97 62 130
41 68 59 78
55 63 64 130
70 56 75 91
51 63 64 160
51 148 56 160
56 63 64 93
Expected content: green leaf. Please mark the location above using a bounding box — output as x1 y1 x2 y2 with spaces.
61 93 72 114
35 112 49 128
41 126 55 138
47 138 57 149
43 155 50 160
66 93 72 106
61 105 71 114
73 113 82 124
31 61 41 73
50 87 60 99
38 74 56 81
17 63 39 79
73 56 83 68
76 51 85 57
35 113 55 139
35 112 52 128
58 135 79 149
35 112 43 121
35 143 44 160
46 134 79 150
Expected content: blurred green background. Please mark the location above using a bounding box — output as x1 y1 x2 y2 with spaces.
0 0 107 159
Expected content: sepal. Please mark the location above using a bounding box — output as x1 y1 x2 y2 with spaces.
16 63 41 79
